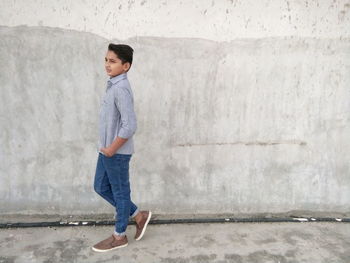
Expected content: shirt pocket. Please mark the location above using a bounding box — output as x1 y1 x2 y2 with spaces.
102 95 114 109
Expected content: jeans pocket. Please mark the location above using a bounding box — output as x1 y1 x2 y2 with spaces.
105 154 130 168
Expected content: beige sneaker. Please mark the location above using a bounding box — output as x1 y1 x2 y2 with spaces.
92 234 128 252
135 210 152 241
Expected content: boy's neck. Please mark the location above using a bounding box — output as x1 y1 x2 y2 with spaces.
110 72 127 79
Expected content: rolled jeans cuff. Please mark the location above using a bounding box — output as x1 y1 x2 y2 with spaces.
114 231 126 236
130 208 140 218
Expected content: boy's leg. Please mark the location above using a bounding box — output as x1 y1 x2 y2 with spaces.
102 153 134 236
94 153 139 217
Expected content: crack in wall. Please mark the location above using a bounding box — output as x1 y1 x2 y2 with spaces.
176 140 307 147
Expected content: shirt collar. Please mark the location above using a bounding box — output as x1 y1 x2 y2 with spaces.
107 72 127 86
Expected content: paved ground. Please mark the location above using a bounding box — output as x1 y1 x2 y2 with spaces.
0 222 349 263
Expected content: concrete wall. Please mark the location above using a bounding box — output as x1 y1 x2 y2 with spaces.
0 0 349 216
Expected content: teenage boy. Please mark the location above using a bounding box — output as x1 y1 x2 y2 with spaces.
92 43 152 252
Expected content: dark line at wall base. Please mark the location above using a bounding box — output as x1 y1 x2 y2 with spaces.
1 217 349 229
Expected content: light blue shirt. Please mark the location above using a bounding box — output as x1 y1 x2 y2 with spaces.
98 72 137 155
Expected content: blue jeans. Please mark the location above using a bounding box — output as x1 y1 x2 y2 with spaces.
94 152 139 236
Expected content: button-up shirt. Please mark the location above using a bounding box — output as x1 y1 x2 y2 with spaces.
97 72 137 155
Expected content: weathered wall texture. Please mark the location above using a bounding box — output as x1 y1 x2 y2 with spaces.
0 0 349 216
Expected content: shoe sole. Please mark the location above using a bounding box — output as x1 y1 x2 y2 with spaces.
135 211 152 241
91 242 128 252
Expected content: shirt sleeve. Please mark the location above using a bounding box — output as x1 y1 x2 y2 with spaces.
114 86 137 139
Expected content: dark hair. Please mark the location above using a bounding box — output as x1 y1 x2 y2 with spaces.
108 43 134 69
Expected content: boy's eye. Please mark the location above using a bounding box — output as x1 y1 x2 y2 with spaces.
105 59 116 63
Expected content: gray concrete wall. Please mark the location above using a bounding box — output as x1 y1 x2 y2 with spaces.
0 0 349 216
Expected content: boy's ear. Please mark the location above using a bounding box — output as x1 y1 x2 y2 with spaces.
123 62 131 72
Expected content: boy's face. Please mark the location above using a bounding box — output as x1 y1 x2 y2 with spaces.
104 50 130 77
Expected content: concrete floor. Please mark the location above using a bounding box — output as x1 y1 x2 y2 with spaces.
0 222 349 263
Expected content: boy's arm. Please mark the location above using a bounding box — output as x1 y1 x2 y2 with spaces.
107 137 128 155
100 137 128 157
114 86 137 139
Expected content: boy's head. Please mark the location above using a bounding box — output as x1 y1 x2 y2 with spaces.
105 43 134 77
